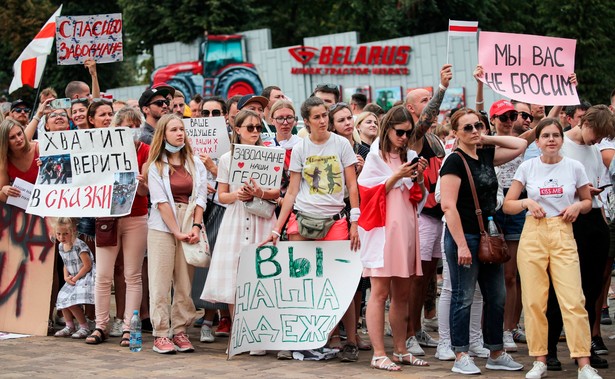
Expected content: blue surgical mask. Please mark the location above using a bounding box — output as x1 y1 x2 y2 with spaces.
165 141 184 153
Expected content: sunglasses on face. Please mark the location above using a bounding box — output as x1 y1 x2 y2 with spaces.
201 109 222 117
519 111 534 122
13 108 31 113
497 112 519 123
148 99 170 107
462 122 485 132
393 128 413 138
242 124 263 133
274 116 297 124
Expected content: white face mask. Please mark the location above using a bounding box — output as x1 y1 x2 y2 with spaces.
164 141 184 153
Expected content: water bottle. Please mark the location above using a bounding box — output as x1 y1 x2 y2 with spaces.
487 216 499 236
129 310 142 352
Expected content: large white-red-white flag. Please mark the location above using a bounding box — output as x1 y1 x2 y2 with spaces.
448 20 479 37
9 5 63 94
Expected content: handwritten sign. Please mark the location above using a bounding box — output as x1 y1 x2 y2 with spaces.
6 177 34 211
229 241 362 357
478 31 578 105
26 128 138 217
183 117 230 159
56 13 123 65
229 144 285 189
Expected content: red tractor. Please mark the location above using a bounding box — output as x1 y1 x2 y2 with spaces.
151 34 263 99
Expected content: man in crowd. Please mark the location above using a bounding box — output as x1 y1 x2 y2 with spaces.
512 100 533 136
261 85 285 120
172 90 188 118
138 84 175 145
226 95 242 129
312 84 340 106
189 94 203 118
350 93 367 115
9 100 31 126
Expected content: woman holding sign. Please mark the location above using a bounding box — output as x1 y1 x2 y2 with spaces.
201 109 279 356
261 96 362 362
145 114 208 354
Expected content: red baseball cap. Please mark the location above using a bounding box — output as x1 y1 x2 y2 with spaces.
489 99 516 118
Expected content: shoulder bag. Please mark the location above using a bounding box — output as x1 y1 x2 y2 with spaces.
455 151 510 264
180 162 211 267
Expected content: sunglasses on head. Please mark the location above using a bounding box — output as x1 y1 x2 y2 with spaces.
12 108 31 113
201 109 222 117
462 122 485 132
497 112 519 123
274 115 297 124
242 124 263 133
393 128 413 138
519 111 534 122
329 102 349 113
148 99 170 107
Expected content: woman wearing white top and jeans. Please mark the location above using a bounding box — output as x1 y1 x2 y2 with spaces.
146 114 208 354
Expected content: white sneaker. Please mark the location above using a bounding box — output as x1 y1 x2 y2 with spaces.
200 325 215 343
452 353 481 375
578 365 602 379
486 351 523 371
436 339 456 361
469 341 490 359
109 318 124 337
249 350 267 356
405 336 426 356
503 330 518 352
416 329 439 347
423 317 439 332
526 361 547 379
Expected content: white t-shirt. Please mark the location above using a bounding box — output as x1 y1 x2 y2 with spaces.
561 135 605 208
514 156 589 218
290 133 357 216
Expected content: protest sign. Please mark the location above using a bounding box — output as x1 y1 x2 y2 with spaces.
183 117 230 159
229 241 362 357
26 128 138 217
56 13 123 65
6 177 34 211
478 31 578 105
229 144 285 189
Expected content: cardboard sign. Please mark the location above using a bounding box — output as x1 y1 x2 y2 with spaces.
0 204 55 336
229 144 285 189
56 13 123 65
26 128 138 217
229 241 362 357
183 117 230 159
6 177 34 211
478 31 578 106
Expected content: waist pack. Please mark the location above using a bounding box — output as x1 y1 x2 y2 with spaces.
295 211 342 240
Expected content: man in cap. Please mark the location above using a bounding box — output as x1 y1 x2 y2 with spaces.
10 100 31 126
138 84 175 145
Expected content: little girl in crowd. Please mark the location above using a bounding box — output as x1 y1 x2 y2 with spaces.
53 217 96 339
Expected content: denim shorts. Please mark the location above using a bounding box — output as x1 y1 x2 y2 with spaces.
495 208 526 241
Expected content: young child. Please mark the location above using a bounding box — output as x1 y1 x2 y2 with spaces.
53 217 96 339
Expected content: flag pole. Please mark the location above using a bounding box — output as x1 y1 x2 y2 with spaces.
446 35 450 64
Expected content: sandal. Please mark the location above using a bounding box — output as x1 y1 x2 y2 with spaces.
393 352 429 366
85 328 107 345
371 356 401 371
328 334 343 350
120 331 130 347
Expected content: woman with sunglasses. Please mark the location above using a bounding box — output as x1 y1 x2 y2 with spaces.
201 110 279 356
358 105 428 371
261 96 362 362
503 118 602 379
440 108 526 375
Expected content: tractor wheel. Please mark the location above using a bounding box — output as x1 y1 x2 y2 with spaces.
167 79 195 100
215 68 263 99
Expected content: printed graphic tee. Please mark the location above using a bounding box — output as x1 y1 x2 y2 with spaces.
290 133 357 216
513 156 589 218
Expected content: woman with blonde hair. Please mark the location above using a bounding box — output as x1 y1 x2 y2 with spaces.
0 118 38 202
355 111 380 149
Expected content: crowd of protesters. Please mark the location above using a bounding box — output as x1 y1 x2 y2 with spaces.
2 59 615 379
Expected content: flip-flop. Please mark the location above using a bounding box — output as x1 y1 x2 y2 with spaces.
371 356 401 371
85 328 107 345
393 352 429 366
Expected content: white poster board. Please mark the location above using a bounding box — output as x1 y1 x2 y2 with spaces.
229 144 285 189
183 117 230 159
26 128 138 217
229 241 362 357
6 177 34 211
56 13 123 65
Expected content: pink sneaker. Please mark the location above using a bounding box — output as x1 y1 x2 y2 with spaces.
215 317 231 337
172 332 195 352
153 337 176 354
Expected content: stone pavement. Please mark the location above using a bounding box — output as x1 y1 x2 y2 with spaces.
2 322 614 378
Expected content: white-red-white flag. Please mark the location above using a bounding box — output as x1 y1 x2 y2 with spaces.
448 20 479 37
9 5 63 94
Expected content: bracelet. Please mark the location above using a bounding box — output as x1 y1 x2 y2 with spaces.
271 230 281 238
439 83 447 91
33 115 41 122
192 223 203 230
475 100 484 105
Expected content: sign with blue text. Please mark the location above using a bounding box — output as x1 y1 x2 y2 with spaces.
229 241 362 357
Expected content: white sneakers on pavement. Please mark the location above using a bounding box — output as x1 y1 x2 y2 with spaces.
526 361 547 379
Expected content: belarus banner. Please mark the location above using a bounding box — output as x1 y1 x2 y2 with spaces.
183 116 231 159
26 128 138 217
56 13 123 65
478 31 579 105
229 241 362 357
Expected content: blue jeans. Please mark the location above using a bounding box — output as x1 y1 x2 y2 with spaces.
444 227 505 352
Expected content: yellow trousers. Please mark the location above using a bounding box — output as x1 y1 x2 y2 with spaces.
517 216 590 358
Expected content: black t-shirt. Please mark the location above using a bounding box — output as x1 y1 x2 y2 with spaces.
439 147 498 234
